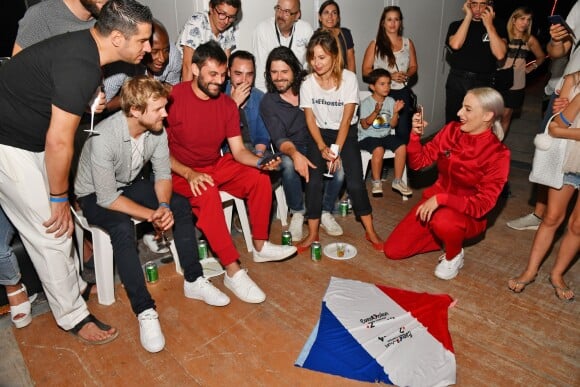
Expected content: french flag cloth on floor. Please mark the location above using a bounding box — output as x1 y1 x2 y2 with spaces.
295 277 456 386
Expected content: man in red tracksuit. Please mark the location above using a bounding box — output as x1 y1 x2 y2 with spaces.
166 41 296 305
384 88 509 280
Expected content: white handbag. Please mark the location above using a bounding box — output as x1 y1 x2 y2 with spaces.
529 113 566 189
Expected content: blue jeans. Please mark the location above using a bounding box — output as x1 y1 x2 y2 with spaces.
0 207 21 286
279 145 344 214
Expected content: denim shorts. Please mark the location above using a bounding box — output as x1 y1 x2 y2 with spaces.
563 172 580 189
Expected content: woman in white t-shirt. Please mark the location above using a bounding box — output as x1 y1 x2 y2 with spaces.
362 6 418 143
299 30 382 253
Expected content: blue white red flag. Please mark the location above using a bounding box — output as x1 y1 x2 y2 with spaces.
296 277 456 386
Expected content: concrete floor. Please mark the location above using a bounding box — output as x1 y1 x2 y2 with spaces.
1 75 578 386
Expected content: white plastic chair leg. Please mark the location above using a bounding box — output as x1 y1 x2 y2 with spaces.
274 184 288 226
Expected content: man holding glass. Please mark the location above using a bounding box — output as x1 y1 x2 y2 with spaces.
444 0 507 122
252 0 313 92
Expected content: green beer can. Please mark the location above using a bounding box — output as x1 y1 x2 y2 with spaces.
198 239 208 260
145 261 158 283
281 230 292 246
311 241 322 262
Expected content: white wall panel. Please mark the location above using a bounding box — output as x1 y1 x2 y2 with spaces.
139 0 465 130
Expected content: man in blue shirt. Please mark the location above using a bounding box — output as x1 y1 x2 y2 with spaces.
225 50 270 156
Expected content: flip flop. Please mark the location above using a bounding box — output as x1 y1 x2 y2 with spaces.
67 314 119 345
507 276 536 293
549 278 575 302
81 283 96 301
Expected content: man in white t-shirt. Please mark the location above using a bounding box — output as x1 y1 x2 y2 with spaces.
252 0 313 92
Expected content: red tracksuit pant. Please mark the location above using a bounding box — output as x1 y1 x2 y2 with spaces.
384 198 486 260
172 154 272 266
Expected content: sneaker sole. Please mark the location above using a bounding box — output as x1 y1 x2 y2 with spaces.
184 292 230 307
392 188 412 196
253 247 297 263
223 282 266 303
506 224 539 231
321 225 343 236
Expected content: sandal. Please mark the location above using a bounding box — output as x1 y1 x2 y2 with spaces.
81 283 96 301
67 314 119 345
7 284 37 329
549 277 575 302
507 275 536 293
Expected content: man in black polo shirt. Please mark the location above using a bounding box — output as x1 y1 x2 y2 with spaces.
445 0 507 122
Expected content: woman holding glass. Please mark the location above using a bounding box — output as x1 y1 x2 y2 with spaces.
362 6 418 143
298 30 382 253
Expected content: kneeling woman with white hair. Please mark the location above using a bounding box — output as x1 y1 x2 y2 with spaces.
384 87 510 280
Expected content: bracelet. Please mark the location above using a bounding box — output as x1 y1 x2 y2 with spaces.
559 112 572 127
50 189 69 197
49 196 68 203
159 202 170 209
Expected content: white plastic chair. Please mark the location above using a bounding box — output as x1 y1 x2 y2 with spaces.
274 184 288 226
360 150 409 201
220 191 253 252
72 208 182 306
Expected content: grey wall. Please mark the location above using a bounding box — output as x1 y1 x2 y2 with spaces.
140 0 464 133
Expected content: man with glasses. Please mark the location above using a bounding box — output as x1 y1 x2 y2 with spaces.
178 0 240 81
252 0 313 92
445 0 507 122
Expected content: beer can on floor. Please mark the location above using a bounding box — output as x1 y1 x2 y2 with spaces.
339 200 349 216
281 230 292 246
198 239 208 260
311 241 322 262
145 261 158 283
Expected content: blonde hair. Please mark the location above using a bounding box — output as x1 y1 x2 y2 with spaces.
120 75 170 115
507 7 533 42
467 87 505 141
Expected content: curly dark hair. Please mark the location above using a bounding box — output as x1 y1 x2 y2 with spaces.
264 46 305 95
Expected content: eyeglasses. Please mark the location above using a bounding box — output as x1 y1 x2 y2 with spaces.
274 5 299 17
214 7 237 22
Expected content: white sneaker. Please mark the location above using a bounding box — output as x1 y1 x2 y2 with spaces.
506 213 542 231
184 277 230 306
320 212 343 236
288 213 304 241
434 249 464 280
138 308 165 353
392 179 413 196
143 233 170 254
224 269 266 303
371 180 383 197
252 241 297 263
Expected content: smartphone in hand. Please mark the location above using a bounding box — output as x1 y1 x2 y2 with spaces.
548 15 576 38
257 152 283 167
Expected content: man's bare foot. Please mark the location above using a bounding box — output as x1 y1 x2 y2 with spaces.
69 314 119 345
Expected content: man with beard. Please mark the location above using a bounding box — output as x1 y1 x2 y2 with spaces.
167 41 296 305
252 0 313 92
12 0 110 282
225 50 270 156
0 0 152 345
13 0 108 55
445 0 507 122
259 46 344 242
75 76 229 353
178 0 240 82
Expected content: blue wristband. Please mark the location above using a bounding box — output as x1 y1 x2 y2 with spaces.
559 112 572 127
49 196 68 203
159 202 170 209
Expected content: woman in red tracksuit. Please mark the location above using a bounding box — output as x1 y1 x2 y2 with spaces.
384 87 510 280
